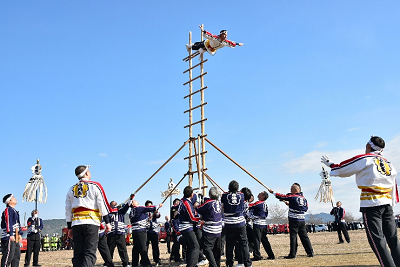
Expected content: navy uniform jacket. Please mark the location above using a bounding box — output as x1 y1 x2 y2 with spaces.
129 206 156 232
330 207 345 223
196 198 222 236
274 192 308 221
27 216 43 240
178 197 200 233
1 207 20 241
221 191 246 228
108 203 130 235
249 200 268 228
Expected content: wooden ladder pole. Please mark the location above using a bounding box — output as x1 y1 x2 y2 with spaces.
191 138 202 194
204 137 271 191
200 24 207 198
188 31 194 187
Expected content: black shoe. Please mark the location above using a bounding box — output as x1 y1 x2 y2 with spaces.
267 256 275 260
284 255 296 259
307 253 314 257
251 257 263 261
347 240 351 243
338 241 344 244
33 265 41 267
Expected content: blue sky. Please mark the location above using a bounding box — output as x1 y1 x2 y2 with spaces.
1 1 400 223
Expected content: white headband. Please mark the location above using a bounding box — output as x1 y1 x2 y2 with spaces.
77 165 91 179
4 194 13 204
368 140 383 151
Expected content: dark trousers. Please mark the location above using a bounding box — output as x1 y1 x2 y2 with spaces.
107 234 129 266
336 222 350 243
202 234 221 267
166 234 171 253
171 232 181 261
1 239 20 267
193 226 205 261
362 205 400 267
146 232 160 264
132 230 150 267
288 220 313 257
182 230 199 267
220 228 226 256
98 234 114 267
225 226 251 267
72 224 99 267
192 41 205 51
24 234 41 266
246 225 254 254
253 226 275 259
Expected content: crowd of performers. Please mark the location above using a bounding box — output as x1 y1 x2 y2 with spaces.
1 136 400 267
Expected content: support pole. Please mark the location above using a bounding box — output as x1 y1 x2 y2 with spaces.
188 31 194 186
124 139 191 204
160 172 188 205
205 137 271 191
202 171 225 193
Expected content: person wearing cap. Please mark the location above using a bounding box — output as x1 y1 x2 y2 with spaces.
24 209 43 267
1 194 21 267
65 165 113 267
321 136 400 267
186 25 243 56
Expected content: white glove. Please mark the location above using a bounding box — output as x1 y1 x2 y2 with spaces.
321 155 334 167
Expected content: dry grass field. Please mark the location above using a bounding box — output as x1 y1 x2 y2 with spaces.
33 230 400 267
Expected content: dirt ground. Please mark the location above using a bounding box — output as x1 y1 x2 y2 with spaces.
29 230 400 267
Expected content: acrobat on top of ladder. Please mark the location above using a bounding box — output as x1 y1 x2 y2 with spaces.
186 25 244 58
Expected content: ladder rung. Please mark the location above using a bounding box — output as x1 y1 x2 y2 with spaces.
193 185 209 191
182 51 200 61
183 72 208 86
184 103 207 113
184 86 208 99
183 59 208 73
184 151 208 160
184 118 207 128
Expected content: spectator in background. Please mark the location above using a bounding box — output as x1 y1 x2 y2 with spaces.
164 216 171 254
330 201 351 244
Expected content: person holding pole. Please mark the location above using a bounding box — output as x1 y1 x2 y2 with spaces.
268 183 314 259
107 200 131 267
129 198 162 267
321 136 400 267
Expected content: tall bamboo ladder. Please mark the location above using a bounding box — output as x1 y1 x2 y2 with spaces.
124 26 270 205
182 26 208 197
